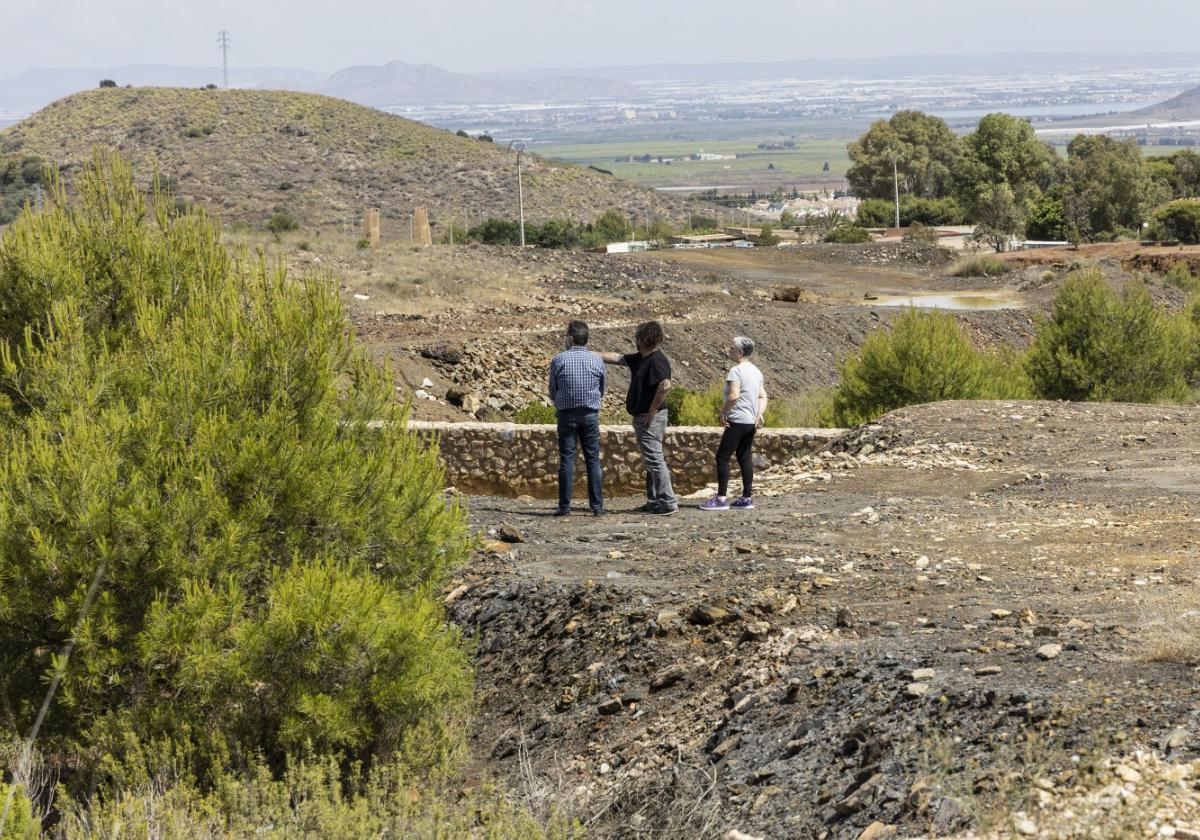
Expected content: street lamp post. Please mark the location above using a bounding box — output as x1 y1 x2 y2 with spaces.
508 140 526 247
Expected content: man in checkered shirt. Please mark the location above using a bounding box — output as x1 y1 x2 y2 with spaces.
548 321 607 516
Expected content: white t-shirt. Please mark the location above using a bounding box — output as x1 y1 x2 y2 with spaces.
724 360 764 424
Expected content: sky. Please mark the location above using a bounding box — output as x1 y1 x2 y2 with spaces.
2 0 1199 78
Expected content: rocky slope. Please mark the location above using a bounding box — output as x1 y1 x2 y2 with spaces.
450 400 1200 838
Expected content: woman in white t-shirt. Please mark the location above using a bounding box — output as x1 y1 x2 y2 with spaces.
701 336 767 511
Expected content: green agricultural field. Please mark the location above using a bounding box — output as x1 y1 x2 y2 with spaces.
534 137 852 189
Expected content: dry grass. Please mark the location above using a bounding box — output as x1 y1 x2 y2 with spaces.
766 387 837 428
221 230 538 316
949 256 1014 278
1141 611 1200 665
584 760 724 839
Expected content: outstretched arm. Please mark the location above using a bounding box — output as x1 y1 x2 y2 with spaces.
598 352 627 365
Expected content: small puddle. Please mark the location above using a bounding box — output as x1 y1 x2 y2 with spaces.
861 291 1022 311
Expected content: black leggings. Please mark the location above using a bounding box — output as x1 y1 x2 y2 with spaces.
716 422 757 497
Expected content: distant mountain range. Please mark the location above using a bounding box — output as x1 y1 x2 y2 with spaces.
2 52 1198 124
0 61 637 113
320 61 635 105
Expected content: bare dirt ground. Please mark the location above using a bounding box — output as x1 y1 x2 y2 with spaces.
448 400 1200 839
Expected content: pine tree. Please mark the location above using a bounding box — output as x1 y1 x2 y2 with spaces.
0 153 472 785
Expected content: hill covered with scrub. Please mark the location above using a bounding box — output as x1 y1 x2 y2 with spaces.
0 87 687 234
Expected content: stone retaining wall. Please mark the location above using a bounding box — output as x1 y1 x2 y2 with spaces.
409 421 844 498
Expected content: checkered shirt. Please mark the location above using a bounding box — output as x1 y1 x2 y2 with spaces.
549 346 606 411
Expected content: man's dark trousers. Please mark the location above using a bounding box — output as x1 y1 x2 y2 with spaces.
557 407 603 513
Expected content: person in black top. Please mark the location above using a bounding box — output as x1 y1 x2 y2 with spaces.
600 320 678 515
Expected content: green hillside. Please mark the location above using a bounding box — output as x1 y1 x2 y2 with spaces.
0 87 688 233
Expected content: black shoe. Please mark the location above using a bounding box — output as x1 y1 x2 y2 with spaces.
592 509 606 517
652 506 678 517
635 501 656 513
553 508 570 517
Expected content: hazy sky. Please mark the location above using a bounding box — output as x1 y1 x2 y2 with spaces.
2 0 1199 77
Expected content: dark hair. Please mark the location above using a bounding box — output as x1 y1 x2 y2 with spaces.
566 320 589 346
634 320 664 350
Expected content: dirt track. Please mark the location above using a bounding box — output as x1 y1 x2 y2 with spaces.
449 400 1200 838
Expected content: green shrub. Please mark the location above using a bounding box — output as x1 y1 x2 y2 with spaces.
55 757 581 840
266 209 299 233
0 783 34 839
535 219 580 249
758 225 780 246
0 155 51 226
824 224 871 244
1165 261 1200 294
1026 196 1068 241
948 256 1012 277
589 209 631 244
902 223 941 245
468 218 524 246
826 308 1026 426
1180 298 1200 382
436 222 469 245
762 387 837 428
666 385 838 428
0 154 472 792
1026 269 1190 402
514 403 557 424
857 196 965 227
1150 199 1200 244
664 386 723 426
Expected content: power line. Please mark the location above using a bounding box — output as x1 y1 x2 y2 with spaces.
217 30 231 88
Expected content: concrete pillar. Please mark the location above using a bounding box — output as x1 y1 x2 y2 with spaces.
362 208 380 246
412 207 432 247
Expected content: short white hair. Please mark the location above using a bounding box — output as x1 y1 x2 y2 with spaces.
732 336 755 357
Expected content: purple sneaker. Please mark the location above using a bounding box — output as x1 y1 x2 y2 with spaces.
730 496 755 510
700 496 729 511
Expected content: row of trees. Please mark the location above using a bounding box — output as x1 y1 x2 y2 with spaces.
823 268 1200 426
447 209 698 249
848 110 1200 245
